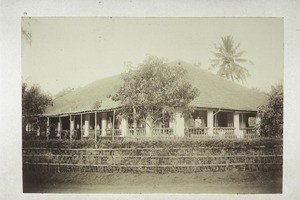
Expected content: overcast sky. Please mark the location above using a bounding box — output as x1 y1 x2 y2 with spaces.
22 17 283 95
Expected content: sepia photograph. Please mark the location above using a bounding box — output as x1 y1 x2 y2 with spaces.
21 17 283 194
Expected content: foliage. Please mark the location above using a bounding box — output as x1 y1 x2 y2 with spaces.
258 83 283 137
210 35 253 83
22 83 53 134
23 138 282 173
23 137 283 150
110 56 200 128
22 83 53 117
23 138 282 174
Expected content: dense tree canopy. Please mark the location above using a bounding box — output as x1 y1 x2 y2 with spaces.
22 83 53 137
258 83 283 137
111 56 200 128
210 35 253 83
22 83 53 119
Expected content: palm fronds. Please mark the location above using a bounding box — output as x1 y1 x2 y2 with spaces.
210 35 253 83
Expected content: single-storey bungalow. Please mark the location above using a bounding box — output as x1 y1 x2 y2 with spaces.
26 61 267 140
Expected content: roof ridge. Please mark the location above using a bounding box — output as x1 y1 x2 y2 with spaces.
45 59 267 115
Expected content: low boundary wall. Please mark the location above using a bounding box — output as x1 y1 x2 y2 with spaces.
23 147 282 173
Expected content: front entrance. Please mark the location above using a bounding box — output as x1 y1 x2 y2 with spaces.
215 112 233 127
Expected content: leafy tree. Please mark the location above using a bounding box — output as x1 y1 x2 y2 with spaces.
210 35 253 83
258 83 283 137
22 83 53 135
111 56 200 131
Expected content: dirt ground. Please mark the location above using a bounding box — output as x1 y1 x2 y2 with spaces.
23 170 282 194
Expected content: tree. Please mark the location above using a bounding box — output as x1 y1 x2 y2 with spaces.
22 83 53 135
111 56 200 131
210 35 253 83
258 83 283 137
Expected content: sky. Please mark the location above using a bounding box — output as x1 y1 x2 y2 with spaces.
22 17 283 95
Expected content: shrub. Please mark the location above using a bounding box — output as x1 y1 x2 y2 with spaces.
258 83 283 137
23 137 283 150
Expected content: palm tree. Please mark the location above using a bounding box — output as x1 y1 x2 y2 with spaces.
210 35 253 83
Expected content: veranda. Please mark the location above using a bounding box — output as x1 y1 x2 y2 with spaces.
25 108 259 140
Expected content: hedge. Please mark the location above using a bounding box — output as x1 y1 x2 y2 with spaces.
23 137 283 150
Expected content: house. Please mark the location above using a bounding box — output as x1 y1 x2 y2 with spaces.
28 61 267 140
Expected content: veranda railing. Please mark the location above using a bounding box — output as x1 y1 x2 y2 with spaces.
106 129 122 137
241 127 258 139
185 127 209 138
213 127 236 139
127 128 146 137
80 129 102 139
26 127 262 140
152 128 174 137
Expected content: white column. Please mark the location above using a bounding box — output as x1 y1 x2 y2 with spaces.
175 112 185 137
112 111 116 141
256 116 261 135
80 114 83 139
145 118 152 137
101 113 107 137
84 114 90 137
94 112 97 141
37 125 40 136
97 113 101 131
46 117 50 139
121 117 128 137
133 108 137 135
234 112 243 138
70 115 74 139
57 117 62 138
207 109 214 136
240 114 246 128
26 123 29 132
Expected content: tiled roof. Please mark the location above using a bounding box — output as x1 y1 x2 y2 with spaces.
172 61 268 111
44 76 122 115
44 61 267 115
